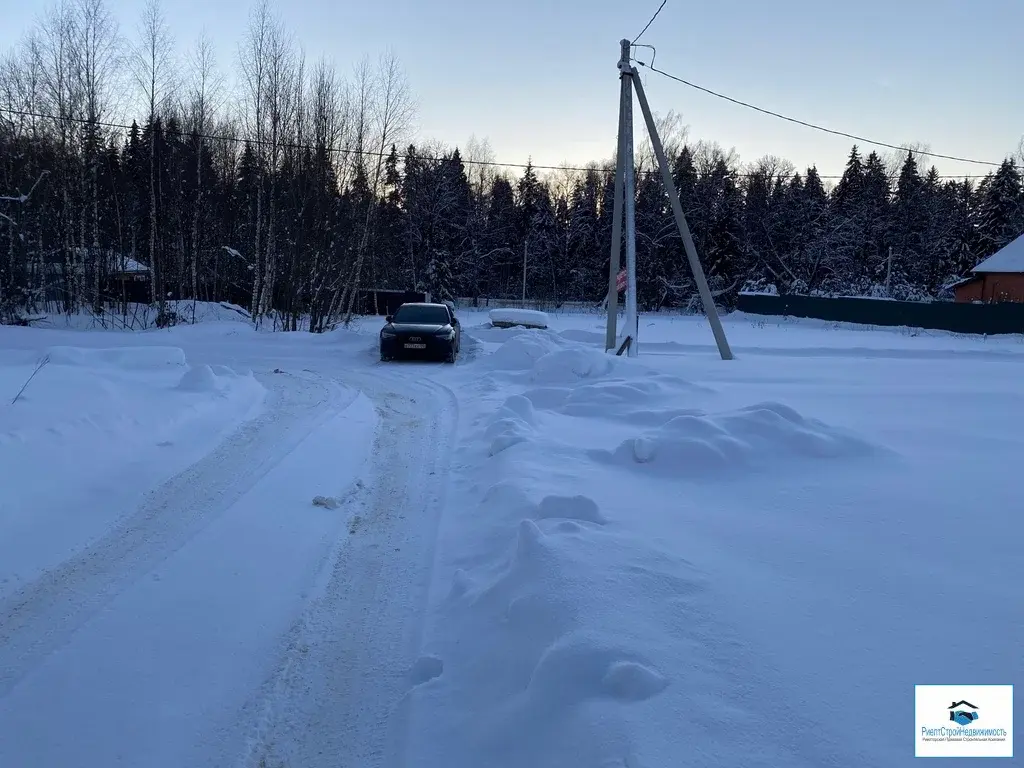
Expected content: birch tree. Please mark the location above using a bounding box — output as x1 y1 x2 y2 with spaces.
75 0 119 310
184 32 222 317
341 52 414 325
306 59 349 331
256 20 297 322
132 0 175 320
238 0 274 321
39 2 82 310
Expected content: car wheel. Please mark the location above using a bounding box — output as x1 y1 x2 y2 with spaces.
445 346 456 364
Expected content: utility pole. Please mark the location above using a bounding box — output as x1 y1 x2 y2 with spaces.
631 70 733 360
885 246 893 297
620 41 639 358
605 40 630 352
604 42 733 361
522 236 528 302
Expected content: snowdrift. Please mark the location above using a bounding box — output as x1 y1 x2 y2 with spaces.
480 332 621 384
0 343 265 597
593 401 876 477
20 300 254 331
45 345 188 369
481 332 564 373
408 332 890 767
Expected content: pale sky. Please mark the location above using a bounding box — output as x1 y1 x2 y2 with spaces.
2 0 1021 180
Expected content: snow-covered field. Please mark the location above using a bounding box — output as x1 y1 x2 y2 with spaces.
0 306 1020 767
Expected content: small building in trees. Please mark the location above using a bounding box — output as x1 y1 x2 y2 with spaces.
357 288 427 315
954 234 1024 303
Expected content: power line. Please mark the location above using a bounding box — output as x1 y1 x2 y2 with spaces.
0 105 600 174
634 0 667 45
0 104 990 180
632 58 1005 168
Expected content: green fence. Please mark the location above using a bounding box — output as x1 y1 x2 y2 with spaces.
736 293 1024 335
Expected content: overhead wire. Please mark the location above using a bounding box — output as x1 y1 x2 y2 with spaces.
0 105 565 171
630 57 1003 168
0 104 991 181
633 0 667 46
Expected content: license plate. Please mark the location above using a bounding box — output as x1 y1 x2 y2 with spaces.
404 343 426 349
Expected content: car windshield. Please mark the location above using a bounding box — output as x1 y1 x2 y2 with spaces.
393 304 449 325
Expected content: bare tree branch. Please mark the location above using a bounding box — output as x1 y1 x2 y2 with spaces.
0 170 50 203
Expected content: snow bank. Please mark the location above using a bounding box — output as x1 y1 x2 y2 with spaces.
414 335 843 765
176 363 228 393
45 345 187 369
410 321 1022 767
411 435 780 766
482 331 564 372
530 347 615 385
593 401 876 476
0 344 265 598
483 395 539 456
489 308 549 329
21 300 254 332
0 387 378 768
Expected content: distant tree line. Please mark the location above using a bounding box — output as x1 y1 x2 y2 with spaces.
2 0 1023 328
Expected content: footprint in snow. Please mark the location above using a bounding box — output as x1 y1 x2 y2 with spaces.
409 655 444 685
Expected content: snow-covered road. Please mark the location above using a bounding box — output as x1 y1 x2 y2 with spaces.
241 370 458 768
0 327 460 768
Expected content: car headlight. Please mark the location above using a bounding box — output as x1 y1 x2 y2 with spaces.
435 328 455 338
381 329 396 338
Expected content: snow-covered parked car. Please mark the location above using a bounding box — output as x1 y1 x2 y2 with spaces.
488 308 549 329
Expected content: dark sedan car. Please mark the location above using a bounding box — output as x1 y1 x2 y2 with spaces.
380 302 461 363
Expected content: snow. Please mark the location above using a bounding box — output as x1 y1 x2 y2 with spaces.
971 232 1024 273
0 342 266 599
407 309 1023 768
45 344 188 368
21 300 255 330
489 307 550 328
0 302 1021 767
0 391 378 767
116 256 149 273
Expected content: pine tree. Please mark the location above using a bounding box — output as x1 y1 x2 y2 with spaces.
483 176 517 297
889 152 927 297
515 161 546 299
566 169 602 300
800 167 831 291
975 159 1023 261
919 166 950 292
740 167 775 289
699 157 745 304
860 151 893 289
439 149 475 296
374 145 405 290
425 253 455 302
634 169 671 309
825 147 867 289
526 185 559 301
832 146 864 216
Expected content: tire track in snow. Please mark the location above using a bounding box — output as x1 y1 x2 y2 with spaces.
239 371 458 768
0 370 355 701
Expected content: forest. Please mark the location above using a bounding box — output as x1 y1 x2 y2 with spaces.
2 0 1024 329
